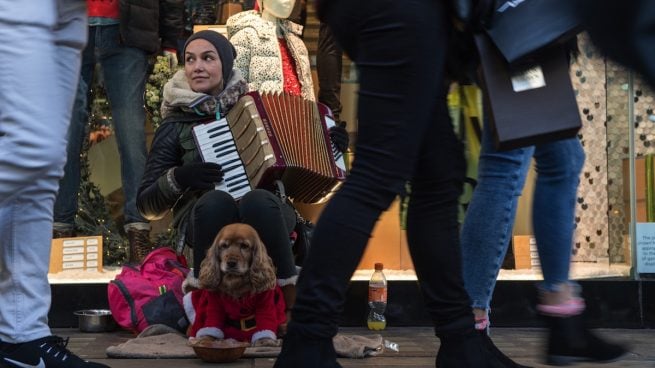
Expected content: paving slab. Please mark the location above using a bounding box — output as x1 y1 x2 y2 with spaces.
56 326 655 368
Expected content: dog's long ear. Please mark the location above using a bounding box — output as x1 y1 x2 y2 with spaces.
249 231 277 293
198 237 222 290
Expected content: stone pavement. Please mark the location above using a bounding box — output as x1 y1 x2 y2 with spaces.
59 326 655 368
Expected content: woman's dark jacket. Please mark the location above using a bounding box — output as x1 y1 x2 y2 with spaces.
136 69 249 236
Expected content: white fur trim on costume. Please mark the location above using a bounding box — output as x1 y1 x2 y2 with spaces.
277 275 298 287
196 327 225 339
251 329 276 343
183 292 196 324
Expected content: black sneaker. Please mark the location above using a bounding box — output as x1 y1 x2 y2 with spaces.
0 335 109 368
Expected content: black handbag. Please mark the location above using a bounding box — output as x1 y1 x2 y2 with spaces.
484 0 581 64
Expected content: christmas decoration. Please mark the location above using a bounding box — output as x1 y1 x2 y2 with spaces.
75 138 129 265
146 55 177 130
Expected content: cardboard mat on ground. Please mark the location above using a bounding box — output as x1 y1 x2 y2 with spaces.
106 324 384 359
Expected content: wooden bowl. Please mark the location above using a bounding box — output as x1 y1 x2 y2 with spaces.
191 339 249 363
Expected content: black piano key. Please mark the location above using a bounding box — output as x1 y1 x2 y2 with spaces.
203 123 228 135
223 164 242 172
211 137 233 147
212 147 237 157
226 177 249 187
225 172 248 182
221 158 243 173
229 183 251 193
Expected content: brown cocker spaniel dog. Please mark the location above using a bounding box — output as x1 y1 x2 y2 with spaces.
198 223 277 299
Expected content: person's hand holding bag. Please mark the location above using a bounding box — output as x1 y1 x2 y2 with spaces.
174 162 224 190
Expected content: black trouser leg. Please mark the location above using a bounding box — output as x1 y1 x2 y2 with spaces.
239 189 297 280
186 191 238 277
285 0 469 340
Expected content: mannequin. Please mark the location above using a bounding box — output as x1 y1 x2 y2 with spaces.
260 0 294 21
226 0 315 101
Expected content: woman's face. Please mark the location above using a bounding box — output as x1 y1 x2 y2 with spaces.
184 39 224 95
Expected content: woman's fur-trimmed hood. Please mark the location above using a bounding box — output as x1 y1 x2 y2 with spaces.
160 68 248 120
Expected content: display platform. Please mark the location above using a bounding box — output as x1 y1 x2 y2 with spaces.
48 266 654 329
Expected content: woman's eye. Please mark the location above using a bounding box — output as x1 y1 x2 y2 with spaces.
204 55 214 61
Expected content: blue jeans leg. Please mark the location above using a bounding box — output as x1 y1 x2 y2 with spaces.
0 0 86 342
461 118 586 310
461 119 533 311
54 28 95 226
532 138 585 290
97 25 148 225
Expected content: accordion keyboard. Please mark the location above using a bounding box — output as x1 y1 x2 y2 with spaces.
193 118 252 199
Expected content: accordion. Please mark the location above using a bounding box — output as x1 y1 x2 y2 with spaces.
192 92 347 204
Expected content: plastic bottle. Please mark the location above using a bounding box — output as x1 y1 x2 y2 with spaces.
367 262 387 330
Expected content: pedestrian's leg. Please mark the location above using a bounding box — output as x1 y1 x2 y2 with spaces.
53 31 95 235
460 116 533 363
531 139 626 365
0 0 86 342
99 25 151 260
275 0 457 367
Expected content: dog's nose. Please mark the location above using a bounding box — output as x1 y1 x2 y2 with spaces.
227 260 238 269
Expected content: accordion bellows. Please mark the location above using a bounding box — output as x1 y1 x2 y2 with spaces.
194 92 346 203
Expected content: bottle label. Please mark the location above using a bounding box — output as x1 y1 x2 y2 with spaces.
368 286 387 303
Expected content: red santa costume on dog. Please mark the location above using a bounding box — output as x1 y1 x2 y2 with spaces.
185 285 286 343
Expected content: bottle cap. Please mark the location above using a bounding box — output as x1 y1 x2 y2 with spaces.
374 263 383 271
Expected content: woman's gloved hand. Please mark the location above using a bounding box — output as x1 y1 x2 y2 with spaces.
329 122 349 153
173 162 224 190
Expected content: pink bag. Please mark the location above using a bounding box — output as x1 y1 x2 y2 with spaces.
108 247 190 333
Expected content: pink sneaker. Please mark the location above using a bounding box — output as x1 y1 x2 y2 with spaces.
537 297 585 317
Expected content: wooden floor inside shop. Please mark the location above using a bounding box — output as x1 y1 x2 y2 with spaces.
59 326 654 368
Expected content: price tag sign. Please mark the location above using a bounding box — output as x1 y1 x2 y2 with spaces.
636 223 655 273
511 65 546 92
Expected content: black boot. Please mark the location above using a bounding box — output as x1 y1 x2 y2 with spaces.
478 330 532 368
436 324 518 368
544 314 627 366
127 228 153 263
274 322 341 368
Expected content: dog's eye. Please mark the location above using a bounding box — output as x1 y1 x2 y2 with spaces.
220 243 229 249
240 243 249 250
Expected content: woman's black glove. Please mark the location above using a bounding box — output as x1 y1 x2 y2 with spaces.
173 162 224 190
329 122 349 153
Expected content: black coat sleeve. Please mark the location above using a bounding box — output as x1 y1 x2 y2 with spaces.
137 122 184 220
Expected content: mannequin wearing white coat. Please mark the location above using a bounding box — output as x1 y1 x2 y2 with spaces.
226 0 315 101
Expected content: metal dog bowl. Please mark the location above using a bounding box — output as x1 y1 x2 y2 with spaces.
74 309 117 332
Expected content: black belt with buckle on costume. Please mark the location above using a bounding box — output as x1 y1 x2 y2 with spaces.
225 315 257 331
